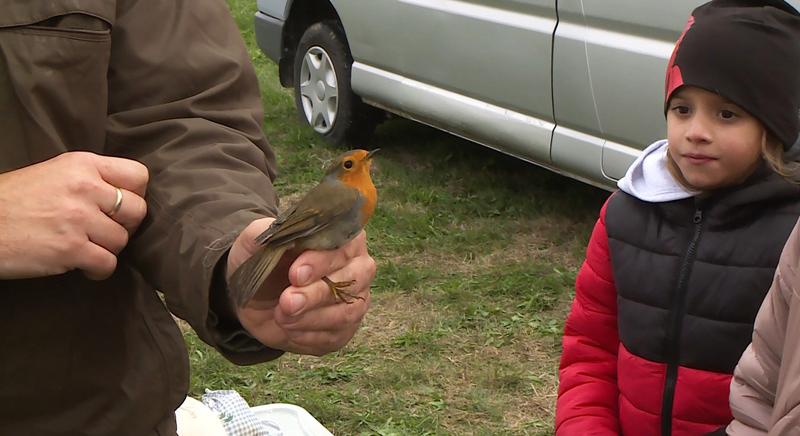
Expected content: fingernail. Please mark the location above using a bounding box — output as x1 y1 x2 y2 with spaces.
297 265 312 286
287 293 307 316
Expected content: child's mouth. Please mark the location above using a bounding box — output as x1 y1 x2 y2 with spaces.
683 153 716 164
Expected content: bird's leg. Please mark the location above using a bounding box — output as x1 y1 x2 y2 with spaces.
322 276 364 304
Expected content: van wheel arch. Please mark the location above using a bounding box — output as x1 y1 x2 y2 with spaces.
279 0 344 87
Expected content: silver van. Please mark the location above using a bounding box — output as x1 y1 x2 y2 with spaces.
254 0 799 190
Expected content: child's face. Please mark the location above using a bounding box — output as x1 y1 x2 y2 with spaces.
666 86 765 190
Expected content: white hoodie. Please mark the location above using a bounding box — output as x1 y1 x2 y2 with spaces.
617 139 696 202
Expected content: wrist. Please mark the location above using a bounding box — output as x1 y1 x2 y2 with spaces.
210 251 240 327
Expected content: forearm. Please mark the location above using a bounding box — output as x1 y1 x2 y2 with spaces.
132 198 278 359
104 0 280 359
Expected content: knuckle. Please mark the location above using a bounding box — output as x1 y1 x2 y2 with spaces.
68 176 101 197
131 196 148 223
78 243 116 280
347 302 368 324
297 332 339 357
58 151 84 163
127 160 150 188
331 333 351 352
364 256 377 278
94 252 117 279
60 151 95 169
63 204 87 224
316 338 341 356
115 228 130 252
61 235 86 255
343 308 358 325
71 234 89 251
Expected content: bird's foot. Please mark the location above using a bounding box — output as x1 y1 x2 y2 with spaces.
322 276 364 304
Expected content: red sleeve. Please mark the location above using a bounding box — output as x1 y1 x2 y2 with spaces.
555 198 620 435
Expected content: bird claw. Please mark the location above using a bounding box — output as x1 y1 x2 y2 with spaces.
322 276 364 304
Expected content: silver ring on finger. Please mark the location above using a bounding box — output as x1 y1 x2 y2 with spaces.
106 187 123 217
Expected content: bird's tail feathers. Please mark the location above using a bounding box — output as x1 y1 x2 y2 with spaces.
229 244 289 307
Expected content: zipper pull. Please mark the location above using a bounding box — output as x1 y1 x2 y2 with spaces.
693 210 703 224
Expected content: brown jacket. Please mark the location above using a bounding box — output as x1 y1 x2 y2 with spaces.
0 1 282 434
728 220 800 435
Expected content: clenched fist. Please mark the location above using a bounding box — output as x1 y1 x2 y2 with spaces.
0 152 149 280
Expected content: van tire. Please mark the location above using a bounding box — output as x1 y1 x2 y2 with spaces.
293 21 382 147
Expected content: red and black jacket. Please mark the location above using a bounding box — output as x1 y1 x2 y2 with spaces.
556 167 800 435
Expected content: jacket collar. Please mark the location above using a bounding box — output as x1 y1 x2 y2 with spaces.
664 163 800 229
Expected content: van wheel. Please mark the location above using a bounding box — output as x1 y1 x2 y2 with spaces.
293 21 382 146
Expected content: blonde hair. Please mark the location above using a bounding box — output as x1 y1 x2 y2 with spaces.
761 132 800 181
667 131 800 191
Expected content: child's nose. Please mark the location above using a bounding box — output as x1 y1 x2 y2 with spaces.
684 115 713 144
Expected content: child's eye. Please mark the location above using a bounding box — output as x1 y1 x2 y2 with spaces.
719 110 737 120
670 105 690 115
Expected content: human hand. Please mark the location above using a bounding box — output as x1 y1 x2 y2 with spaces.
0 152 148 280
227 219 375 356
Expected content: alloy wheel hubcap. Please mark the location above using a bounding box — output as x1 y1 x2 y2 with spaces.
299 46 338 134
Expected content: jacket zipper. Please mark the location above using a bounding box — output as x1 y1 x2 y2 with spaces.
660 208 704 436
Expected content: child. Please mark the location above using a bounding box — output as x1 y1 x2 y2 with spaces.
555 1 800 435
725 226 800 433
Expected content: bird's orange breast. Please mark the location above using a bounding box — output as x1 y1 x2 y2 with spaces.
358 182 377 225
339 166 377 226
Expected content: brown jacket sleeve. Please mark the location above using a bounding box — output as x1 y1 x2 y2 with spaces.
104 0 281 364
728 221 800 435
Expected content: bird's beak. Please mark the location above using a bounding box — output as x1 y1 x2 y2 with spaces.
366 148 380 160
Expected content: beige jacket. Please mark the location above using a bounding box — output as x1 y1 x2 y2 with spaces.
1 0 281 434
728 220 800 435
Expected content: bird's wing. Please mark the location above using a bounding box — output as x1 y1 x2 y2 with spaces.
257 180 360 247
254 202 299 244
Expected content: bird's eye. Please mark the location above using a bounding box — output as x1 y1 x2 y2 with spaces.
343 160 354 169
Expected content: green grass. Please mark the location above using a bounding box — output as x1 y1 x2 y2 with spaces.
183 2 610 434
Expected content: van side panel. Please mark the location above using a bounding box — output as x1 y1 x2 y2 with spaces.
552 0 701 182
337 0 557 162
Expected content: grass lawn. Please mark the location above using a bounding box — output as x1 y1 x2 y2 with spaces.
184 2 610 434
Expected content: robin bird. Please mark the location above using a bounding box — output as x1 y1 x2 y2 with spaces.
229 149 378 307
